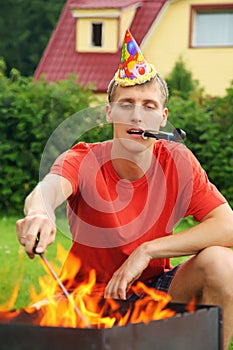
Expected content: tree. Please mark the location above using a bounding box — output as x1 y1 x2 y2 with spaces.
0 0 65 76
165 57 202 101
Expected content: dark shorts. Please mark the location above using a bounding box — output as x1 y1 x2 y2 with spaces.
128 264 180 301
149 264 180 293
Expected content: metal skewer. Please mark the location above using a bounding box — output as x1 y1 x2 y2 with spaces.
33 240 91 328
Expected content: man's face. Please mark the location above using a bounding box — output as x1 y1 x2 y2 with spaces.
106 83 168 153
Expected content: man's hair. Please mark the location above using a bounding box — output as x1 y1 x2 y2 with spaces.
107 73 169 107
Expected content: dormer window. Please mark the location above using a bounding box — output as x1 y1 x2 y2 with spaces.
92 23 103 47
71 5 138 53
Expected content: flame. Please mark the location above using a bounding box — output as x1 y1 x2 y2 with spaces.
0 243 178 328
185 296 196 313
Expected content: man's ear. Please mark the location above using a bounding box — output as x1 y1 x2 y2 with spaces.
106 104 113 123
160 107 168 127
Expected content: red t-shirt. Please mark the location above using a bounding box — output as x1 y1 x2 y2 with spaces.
50 140 226 289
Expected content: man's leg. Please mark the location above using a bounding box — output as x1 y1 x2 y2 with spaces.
168 246 233 350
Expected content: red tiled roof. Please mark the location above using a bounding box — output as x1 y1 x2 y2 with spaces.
69 0 141 9
34 0 167 92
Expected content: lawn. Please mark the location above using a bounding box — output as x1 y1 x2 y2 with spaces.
0 215 72 310
0 215 232 350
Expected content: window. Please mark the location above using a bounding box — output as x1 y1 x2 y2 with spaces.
92 23 103 47
190 5 233 47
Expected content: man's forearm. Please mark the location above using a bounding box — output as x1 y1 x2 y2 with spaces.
24 183 56 224
24 174 72 222
145 203 233 260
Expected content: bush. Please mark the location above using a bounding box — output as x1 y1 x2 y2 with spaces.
165 57 202 100
0 61 97 214
201 83 233 204
167 84 233 207
166 58 233 207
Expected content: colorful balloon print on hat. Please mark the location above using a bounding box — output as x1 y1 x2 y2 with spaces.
115 29 157 86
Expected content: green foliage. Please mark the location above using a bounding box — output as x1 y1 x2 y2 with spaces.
166 57 202 100
0 0 65 76
200 83 233 203
165 57 233 207
168 84 233 208
0 62 97 214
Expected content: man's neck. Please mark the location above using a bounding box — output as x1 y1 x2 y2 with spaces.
110 141 154 181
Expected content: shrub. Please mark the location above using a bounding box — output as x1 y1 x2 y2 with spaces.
0 61 97 214
165 57 202 100
167 88 233 207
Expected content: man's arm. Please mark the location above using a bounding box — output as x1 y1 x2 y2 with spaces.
16 174 72 258
104 203 233 299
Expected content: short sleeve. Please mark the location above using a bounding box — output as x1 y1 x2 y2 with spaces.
49 142 92 196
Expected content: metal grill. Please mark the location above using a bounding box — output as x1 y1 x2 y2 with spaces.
0 302 222 350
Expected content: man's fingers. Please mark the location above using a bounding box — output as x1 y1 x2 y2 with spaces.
34 225 56 254
16 214 56 258
117 286 127 300
16 218 27 243
105 277 128 300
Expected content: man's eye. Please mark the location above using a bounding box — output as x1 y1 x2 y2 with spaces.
120 103 133 110
144 105 155 110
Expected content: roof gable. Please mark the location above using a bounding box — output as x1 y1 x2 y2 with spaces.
34 0 167 92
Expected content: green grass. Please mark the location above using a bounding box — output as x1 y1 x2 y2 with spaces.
0 215 71 310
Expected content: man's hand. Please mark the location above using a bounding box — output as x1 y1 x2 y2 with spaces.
16 212 56 259
16 174 72 259
104 243 151 300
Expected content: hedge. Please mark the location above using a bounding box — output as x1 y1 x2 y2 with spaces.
0 61 97 213
167 92 233 207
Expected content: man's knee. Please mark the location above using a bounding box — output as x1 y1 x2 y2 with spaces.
196 246 233 269
196 246 233 290
169 246 233 302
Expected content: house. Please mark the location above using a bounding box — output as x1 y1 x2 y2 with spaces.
34 0 233 99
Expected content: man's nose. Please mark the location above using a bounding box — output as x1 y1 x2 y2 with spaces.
130 106 142 123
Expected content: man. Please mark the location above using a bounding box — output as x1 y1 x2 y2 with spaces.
16 30 233 349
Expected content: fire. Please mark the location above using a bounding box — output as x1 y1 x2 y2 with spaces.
0 243 177 328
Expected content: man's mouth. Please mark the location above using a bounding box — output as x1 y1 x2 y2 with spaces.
127 128 144 135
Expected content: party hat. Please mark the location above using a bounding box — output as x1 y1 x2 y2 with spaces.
114 29 157 86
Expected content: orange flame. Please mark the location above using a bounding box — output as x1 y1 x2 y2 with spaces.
0 244 178 328
185 296 196 313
